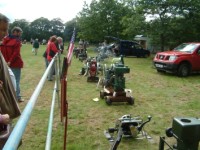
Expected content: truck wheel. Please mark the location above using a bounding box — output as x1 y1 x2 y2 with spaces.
143 54 149 58
177 63 190 77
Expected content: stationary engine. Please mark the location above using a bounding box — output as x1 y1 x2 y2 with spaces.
105 115 152 150
159 117 200 150
100 56 134 105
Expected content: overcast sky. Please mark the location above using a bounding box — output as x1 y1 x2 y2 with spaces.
0 0 92 23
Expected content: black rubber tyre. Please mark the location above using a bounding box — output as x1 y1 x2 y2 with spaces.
177 63 190 77
128 97 134 105
105 96 112 105
143 53 149 58
166 128 173 137
95 77 99 82
100 91 104 99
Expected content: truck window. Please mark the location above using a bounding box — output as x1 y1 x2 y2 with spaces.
122 42 132 49
135 44 143 50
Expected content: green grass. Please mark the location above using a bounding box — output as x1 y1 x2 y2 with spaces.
16 43 200 150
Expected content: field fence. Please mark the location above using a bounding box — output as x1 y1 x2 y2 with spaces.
3 53 67 150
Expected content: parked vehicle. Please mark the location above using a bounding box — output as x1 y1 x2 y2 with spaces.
153 43 200 77
105 36 150 57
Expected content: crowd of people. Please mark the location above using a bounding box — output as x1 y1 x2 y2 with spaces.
0 12 64 148
43 35 64 80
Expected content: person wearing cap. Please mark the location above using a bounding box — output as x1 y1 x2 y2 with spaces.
1 26 24 102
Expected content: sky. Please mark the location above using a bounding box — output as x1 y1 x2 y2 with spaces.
0 0 92 23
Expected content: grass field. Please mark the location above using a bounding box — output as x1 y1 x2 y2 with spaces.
16 43 200 150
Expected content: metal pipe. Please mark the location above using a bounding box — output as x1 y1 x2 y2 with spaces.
55 56 60 108
159 136 165 150
45 81 57 150
159 136 173 150
3 54 58 150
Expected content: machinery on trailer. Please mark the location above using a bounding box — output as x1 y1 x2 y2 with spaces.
79 57 100 82
159 117 200 150
100 56 134 105
86 57 99 82
104 114 152 150
78 48 87 61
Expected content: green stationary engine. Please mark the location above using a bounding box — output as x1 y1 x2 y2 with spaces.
113 64 130 91
100 56 134 105
103 56 129 91
159 117 200 150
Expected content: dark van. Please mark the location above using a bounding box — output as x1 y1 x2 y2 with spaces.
106 36 150 57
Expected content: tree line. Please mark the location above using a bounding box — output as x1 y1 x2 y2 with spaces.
9 0 200 51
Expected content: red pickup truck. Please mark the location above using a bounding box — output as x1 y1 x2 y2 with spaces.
153 43 200 77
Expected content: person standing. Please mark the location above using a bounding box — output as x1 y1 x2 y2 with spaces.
0 13 11 123
43 36 55 69
57 36 64 53
32 38 39 55
46 36 59 81
1 26 24 102
0 13 21 148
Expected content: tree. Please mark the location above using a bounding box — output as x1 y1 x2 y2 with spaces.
29 17 52 42
137 0 200 51
63 19 77 42
137 0 179 51
9 19 30 41
50 18 65 38
77 0 129 43
120 0 147 39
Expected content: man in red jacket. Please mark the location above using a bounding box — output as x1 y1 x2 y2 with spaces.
1 26 24 102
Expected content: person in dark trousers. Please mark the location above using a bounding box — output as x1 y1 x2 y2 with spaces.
32 38 39 55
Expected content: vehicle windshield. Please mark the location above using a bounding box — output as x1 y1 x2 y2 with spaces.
174 43 199 53
174 43 188 51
